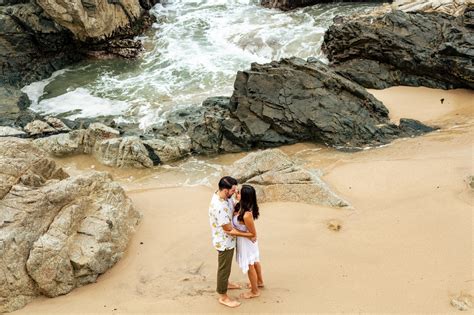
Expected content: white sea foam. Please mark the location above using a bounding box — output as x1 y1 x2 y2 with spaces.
23 0 378 126
28 88 130 119
21 69 69 106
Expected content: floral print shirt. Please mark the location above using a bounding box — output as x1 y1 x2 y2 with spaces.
209 192 236 251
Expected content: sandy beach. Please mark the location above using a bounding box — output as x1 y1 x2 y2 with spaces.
14 86 473 313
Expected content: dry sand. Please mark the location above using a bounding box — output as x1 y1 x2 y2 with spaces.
15 87 473 313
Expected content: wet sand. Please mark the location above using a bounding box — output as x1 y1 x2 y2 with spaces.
15 87 473 313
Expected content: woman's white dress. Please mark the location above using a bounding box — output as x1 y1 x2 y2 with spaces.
232 215 260 274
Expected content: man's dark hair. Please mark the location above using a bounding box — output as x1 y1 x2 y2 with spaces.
218 176 238 190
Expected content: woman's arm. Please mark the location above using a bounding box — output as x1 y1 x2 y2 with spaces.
243 212 257 239
225 228 253 238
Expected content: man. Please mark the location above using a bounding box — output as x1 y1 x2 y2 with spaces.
208 176 241 308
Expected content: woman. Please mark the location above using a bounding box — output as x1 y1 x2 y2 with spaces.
225 184 264 299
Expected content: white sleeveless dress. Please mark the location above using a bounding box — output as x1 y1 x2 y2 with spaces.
232 215 260 274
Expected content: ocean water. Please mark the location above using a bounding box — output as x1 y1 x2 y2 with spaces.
23 0 379 130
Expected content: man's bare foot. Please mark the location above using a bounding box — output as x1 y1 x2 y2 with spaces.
227 282 242 289
246 282 264 288
240 290 261 299
218 297 241 308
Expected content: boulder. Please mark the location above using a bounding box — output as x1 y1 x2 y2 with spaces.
0 137 140 312
226 57 435 149
322 8 474 89
35 0 142 42
226 149 350 207
0 126 26 137
30 58 436 168
33 123 161 168
143 136 192 163
33 122 120 156
24 120 58 136
93 136 155 168
0 0 157 110
0 2 82 87
261 0 389 11
392 0 470 16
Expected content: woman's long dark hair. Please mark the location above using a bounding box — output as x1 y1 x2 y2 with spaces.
236 184 259 222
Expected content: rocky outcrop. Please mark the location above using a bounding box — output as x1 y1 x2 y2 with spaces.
322 7 474 89
261 0 390 11
0 0 159 90
0 137 140 312
224 57 435 149
226 149 350 207
23 118 70 136
0 1 81 87
391 0 471 16
30 58 435 168
0 1 159 130
33 122 165 168
33 122 119 154
152 58 435 157
36 0 141 42
0 126 26 137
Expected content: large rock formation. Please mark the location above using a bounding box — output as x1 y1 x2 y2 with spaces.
223 57 434 149
0 1 81 88
36 0 142 41
30 58 435 168
33 122 166 167
261 0 390 10
0 0 159 93
226 149 350 207
390 0 471 16
0 137 140 312
322 5 474 89
151 58 435 156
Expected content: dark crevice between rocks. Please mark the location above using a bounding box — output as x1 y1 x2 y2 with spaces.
143 143 161 166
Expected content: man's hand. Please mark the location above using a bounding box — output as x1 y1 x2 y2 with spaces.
224 228 239 236
250 237 257 243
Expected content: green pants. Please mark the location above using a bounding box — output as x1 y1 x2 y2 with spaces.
216 248 234 294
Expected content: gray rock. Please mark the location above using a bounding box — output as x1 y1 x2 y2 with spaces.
139 0 160 10
0 2 82 88
33 130 87 156
392 0 471 16
33 122 120 155
45 116 71 132
93 136 154 168
260 0 388 11
0 137 140 312
29 57 436 168
322 9 474 89
226 148 350 207
0 126 26 137
226 57 435 149
24 120 58 136
143 136 192 163
23 118 72 137
0 0 156 104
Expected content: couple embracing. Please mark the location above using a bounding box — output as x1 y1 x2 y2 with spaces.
208 176 264 308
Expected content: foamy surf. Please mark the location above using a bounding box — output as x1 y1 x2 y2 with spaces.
22 0 379 127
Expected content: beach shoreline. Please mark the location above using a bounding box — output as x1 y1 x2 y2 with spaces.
14 86 474 313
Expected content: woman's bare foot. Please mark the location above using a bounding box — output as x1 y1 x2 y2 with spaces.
246 282 264 288
227 282 242 289
218 296 241 308
240 290 261 299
